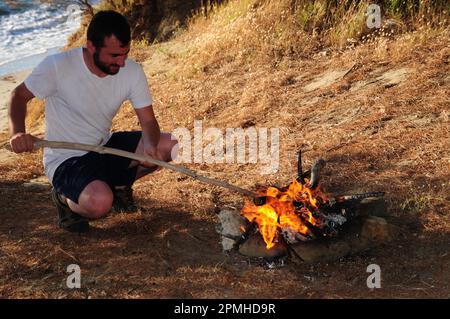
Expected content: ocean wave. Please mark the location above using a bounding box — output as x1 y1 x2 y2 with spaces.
0 1 82 66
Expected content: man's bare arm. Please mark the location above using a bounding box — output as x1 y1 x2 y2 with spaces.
134 105 163 160
135 105 160 146
8 83 36 153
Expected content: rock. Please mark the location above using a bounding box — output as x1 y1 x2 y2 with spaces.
291 216 396 263
238 233 288 259
220 238 236 252
291 240 351 263
377 68 409 87
360 216 393 242
303 69 350 92
356 197 389 217
22 176 51 190
350 67 411 91
216 209 249 251
346 216 396 254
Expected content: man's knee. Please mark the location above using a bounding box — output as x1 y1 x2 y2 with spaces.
160 133 178 162
79 181 113 219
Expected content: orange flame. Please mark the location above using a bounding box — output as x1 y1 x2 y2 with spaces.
241 179 328 249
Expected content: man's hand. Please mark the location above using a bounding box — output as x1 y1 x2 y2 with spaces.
9 133 36 153
135 105 163 167
141 139 165 167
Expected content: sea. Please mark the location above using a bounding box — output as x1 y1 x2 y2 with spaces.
0 0 99 76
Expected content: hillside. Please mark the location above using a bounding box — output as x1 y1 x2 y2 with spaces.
0 0 449 298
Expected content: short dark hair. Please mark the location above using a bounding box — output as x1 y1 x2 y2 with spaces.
87 10 131 48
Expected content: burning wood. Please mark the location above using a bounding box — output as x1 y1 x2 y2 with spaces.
216 199 395 263
309 158 326 190
240 152 385 250
212 149 391 262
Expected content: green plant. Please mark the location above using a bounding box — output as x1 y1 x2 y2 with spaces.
399 193 446 215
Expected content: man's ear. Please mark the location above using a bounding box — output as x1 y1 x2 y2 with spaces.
86 40 97 55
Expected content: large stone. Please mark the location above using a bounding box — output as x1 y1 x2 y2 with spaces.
216 209 249 251
356 197 389 217
22 176 51 190
303 69 350 92
291 216 396 263
360 216 393 242
290 240 351 263
238 233 288 259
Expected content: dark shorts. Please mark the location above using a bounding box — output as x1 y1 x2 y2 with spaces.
52 131 142 204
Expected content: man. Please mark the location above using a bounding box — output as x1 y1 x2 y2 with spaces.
8 11 178 233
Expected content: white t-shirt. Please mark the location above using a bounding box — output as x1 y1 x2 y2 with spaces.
24 47 152 183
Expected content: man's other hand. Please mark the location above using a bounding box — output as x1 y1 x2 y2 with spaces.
9 133 35 153
141 142 165 167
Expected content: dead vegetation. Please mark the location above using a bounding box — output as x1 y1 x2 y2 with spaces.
0 0 449 298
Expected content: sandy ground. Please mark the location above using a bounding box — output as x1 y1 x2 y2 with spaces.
0 70 31 132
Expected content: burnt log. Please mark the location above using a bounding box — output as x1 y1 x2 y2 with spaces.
253 196 267 206
310 158 326 189
297 149 303 184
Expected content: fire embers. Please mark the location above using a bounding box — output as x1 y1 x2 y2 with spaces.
241 178 334 249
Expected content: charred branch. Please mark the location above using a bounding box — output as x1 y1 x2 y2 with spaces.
310 158 326 189
336 192 385 201
296 149 303 184
301 169 311 181
253 196 267 206
325 192 386 211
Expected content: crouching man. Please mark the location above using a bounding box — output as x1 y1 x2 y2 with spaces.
8 10 178 233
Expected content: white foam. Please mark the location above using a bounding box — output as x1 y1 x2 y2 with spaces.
0 3 82 66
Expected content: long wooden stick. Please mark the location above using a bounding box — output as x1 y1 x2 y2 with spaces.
32 139 257 198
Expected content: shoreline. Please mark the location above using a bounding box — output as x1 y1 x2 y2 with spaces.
0 69 31 133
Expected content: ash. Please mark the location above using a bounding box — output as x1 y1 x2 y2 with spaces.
264 256 288 269
280 226 311 244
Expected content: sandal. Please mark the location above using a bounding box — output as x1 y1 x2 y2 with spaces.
51 188 89 233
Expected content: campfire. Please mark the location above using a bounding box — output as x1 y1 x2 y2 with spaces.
216 150 390 263
240 152 384 250
241 177 329 249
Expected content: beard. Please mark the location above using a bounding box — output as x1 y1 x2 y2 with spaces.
93 51 120 75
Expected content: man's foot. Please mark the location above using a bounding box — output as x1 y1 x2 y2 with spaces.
51 188 89 233
112 185 138 213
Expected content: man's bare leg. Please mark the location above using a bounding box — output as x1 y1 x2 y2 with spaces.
65 180 113 219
